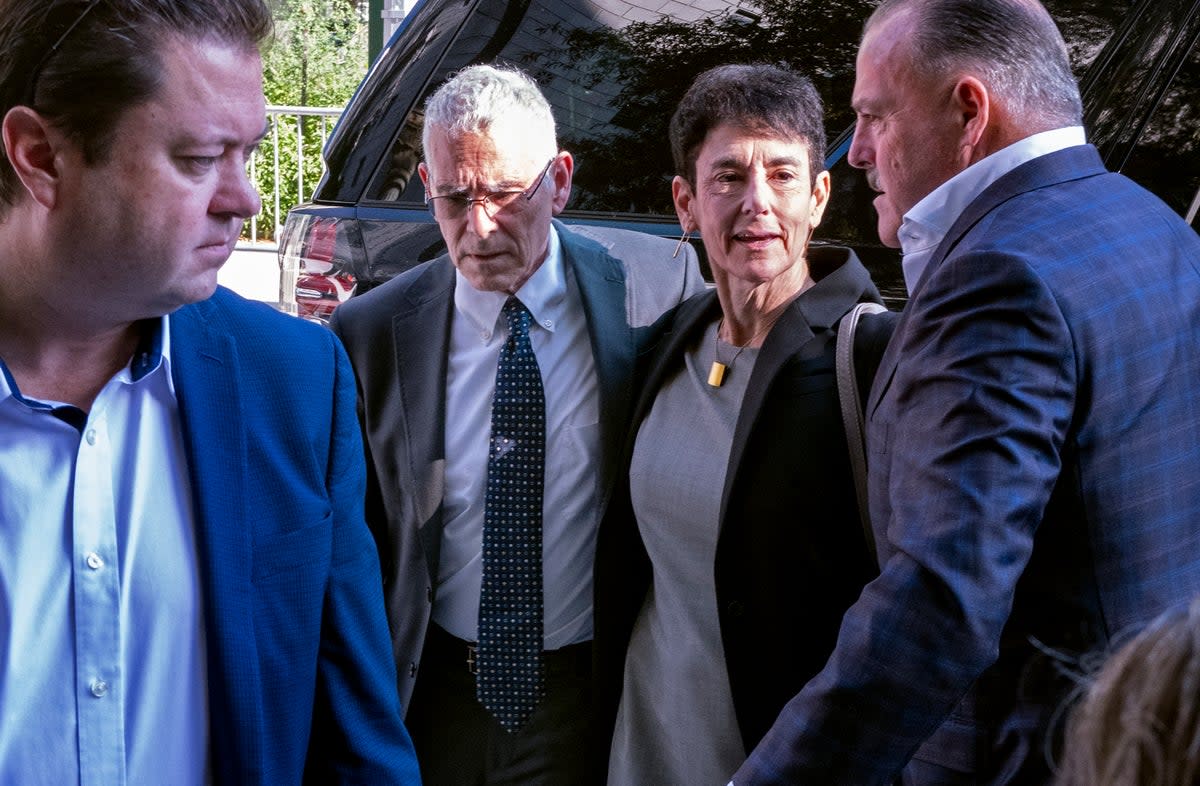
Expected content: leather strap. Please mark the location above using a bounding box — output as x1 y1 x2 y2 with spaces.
836 302 887 566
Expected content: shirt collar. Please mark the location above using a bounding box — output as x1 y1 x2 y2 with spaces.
453 224 567 339
121 316 172 390
898 126 1087 293
0 315 174 408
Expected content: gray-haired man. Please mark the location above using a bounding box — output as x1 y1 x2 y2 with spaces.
331 64 704 784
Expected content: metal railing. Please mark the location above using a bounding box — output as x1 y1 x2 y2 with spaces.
244 104 344 246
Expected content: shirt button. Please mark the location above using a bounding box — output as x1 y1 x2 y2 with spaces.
89 679 108 698
84 429 96 446
85 552 104 570
542 319 552 328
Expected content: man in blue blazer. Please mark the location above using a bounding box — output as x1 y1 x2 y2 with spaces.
331 65 703 785
734 0 1200 784
0 1 419 783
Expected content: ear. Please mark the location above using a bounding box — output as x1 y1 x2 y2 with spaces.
809 169 832 229
417 161 430 191
671 175 694 232
2 106 64 209
952 75 991 162
549 151 574 215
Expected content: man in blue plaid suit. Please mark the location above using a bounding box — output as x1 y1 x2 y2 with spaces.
732 0 1200 784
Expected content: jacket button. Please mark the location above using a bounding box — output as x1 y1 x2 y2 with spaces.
409 662 418 677
727 600 745 617
426 586 433 603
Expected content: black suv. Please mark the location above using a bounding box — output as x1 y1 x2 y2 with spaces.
279 0 1200 320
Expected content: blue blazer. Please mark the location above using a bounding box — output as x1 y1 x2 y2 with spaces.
170 287 420 785
736 145 1200 784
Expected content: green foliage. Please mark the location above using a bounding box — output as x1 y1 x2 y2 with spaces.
248 0 367 240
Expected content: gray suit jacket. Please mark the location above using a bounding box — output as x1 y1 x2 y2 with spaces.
330 220 704 710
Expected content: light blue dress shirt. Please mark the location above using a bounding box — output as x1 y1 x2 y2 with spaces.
438 225 602 649
0 317 209 786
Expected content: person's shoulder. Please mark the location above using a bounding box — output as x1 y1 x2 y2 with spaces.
559 222 702 298
561 223 677 257
179 286 328 345
559 223 685 276
172 288 345 395
334 255 454 329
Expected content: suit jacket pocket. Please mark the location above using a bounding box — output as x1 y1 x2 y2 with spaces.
252 512 333 582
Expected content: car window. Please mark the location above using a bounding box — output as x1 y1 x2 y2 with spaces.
367 0 861 214
1112 27 1200 218
362 0 1141 209
293 0 1197 319
321 0 474 203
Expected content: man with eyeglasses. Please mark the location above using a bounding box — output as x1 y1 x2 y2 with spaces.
0 0 419 783
331 63 704 785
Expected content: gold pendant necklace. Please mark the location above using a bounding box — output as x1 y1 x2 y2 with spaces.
708 315 779 387
708 338 745 387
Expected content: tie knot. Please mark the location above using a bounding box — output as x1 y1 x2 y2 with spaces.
503 296 532 338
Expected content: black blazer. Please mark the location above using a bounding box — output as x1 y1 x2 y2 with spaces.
595 246 895 754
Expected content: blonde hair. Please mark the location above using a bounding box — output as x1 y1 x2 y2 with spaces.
1057 596 1200 785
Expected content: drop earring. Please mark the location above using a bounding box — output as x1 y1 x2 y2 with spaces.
672 224 693 259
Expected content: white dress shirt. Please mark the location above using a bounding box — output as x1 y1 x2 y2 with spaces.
899 126 1087 294
437 226 602 649
0 317 209 786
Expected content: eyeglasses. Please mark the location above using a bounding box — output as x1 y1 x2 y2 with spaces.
24 0 104 108
425 158 556 220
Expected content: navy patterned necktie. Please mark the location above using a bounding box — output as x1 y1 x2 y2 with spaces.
477 296 546 732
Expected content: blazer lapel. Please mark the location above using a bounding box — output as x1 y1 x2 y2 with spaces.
388 262 454 586
169 300 264 776
868 144 1106 417
564 229 635 512
632 291 720 430
719 299 816 525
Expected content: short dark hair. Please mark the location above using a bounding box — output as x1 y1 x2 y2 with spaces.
866 0 1082 128
669 63 827 188
0 0 273 208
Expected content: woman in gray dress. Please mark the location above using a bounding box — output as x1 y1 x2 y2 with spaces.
594 63 892 784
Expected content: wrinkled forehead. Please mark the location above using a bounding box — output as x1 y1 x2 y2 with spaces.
424 123 549 187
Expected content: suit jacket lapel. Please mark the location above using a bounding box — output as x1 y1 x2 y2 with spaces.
719 298 818 525
169 300 263 775
867 145 1106 416
563 228 635 512
389 262 454 586
632 291 720 432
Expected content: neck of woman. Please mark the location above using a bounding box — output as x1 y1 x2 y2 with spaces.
716 270 814 347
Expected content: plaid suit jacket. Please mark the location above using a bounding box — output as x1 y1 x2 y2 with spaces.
735 145 1200 785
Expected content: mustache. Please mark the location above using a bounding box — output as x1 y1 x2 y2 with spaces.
864 170 882 192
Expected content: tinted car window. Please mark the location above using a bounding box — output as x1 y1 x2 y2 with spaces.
290 0 1199 318
1103 19 1200 218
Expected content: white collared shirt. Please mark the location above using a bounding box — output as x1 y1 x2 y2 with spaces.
437 226 602 648
0 317 209 786
899 126 1087 293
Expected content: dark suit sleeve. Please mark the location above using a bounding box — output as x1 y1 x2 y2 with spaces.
734 248 1075 784
304 332 422 784
329 307 393 577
